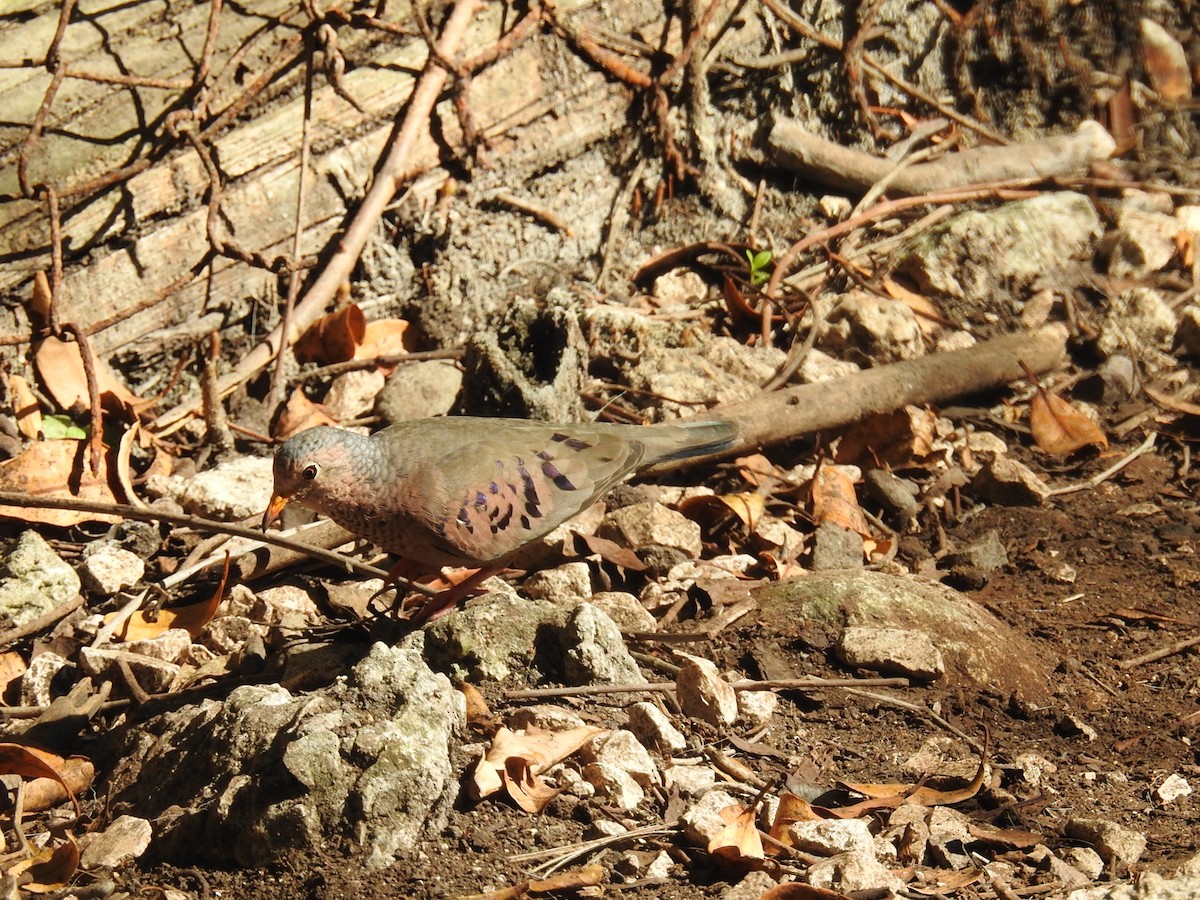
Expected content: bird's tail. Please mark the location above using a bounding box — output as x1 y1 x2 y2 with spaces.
642 418 738 463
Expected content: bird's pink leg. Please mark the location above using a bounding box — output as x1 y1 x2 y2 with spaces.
404 565 506 625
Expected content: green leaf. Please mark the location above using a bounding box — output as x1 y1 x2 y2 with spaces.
41 415 88 440
746 248 773 286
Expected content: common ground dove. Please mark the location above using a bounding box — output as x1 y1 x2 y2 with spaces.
263 416 737 573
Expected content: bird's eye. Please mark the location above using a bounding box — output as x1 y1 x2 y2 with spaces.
301 464 319 481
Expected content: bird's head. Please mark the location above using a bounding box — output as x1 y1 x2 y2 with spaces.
262 426 360 530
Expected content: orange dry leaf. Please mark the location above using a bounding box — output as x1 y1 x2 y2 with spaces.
460 682 493 726
6 837 80 893
678 492 766 534
25 756 95 813
1140 18 1193 102
707 802 765 868
810 463 871 539
9 374 41 439
273 386 339 440
356 318 415 362
0 439 121 526
469 725 606 803
108 556 230 641
0 743 82 814
460 865 605 900
836 406 939 468
837 728 989 816
1029 387 1107 455
881 277 942 335
501 755 563 814
34 335 142 416
761 884 855 900
768 791 824 848
905 868 982 895
0 651 27 705
294 303 366 364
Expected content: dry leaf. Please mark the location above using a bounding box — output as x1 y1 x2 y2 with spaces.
837 728 989 815
527 865 605 893
469 725 606 802
6 838 79 893
0 439 121 526
273 386 339 440
708 802 765 868
1029 387 1107 455
502 755 562 814
355 318 415 362
836 406 939 468
25 756 95 813
966 822 1042 849
569 531 648 571
761 884 854 900
34 335 141 415
1140 18 1192 102
460 682 494 726
768 792 825 848
810 464 871 539
881 277 942 335
0 651 27 704
294 304 366 364
0 743 81 814
10 374 41 439
1144 384 1200 417
905 867 981 895
678 492 766 535
733 453 782 488
108 554 231 640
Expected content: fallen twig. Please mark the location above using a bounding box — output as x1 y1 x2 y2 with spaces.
503 675 911 701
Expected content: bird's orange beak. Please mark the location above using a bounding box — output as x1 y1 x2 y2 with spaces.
262 492 290 530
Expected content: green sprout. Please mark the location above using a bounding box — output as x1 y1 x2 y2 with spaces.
746 248 773 287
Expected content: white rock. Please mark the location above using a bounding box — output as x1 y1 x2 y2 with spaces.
904 736 982 780
78 646 180 693
79 547 145 596
1066 870 1200 899
123 628 192 663
680 789 741 846
600 502 702 557
522 562 593 604
507 704 588 732
676 654 738 726
627 701 687 752
1013 751 1056 786
254 584 323 624
0 531 80 627
1154 773 1192 804
585 819 626 839
591 591 657 632
1061 845 1105 880
324 369 386 421
551 765 595 799
838 626 945 681
663 764 716 797
788 818 874 855
735 687 778 729
78 814 152 869
582 729 660 787
1065 817 1146 867
172 456 275 521
20 651 69 707
806 848 906 894
582 762 644 810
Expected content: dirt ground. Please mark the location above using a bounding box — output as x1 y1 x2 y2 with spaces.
93 436 1196 900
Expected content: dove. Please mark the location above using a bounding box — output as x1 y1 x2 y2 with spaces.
263 416 737 619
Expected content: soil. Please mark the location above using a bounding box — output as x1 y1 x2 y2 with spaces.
96 437 1198 900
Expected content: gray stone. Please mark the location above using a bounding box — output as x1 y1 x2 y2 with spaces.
78 815 152 870
79 545 145 596
680 789 742 846
941 530 1008 571
599 502 702 558
325 369 386 421
420 592 564 683
864 469 921 521
825 290 925 364
1096 287 1177 372
375 359 463 425
522 562 593 604
755 570 1050 700
590 591 656 632
1066 871 1200 899
562 602 646 686
20 651 70 707
788 818 874 855
810 522 864 570
0 530 80 627
837 625 945 681
970 456 1050 505
1065 817 1146 868
158 456 275 521
806 848 906 894
897 191 1102 326
103 643 463 869
676 653 738 726
627 701 687 752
